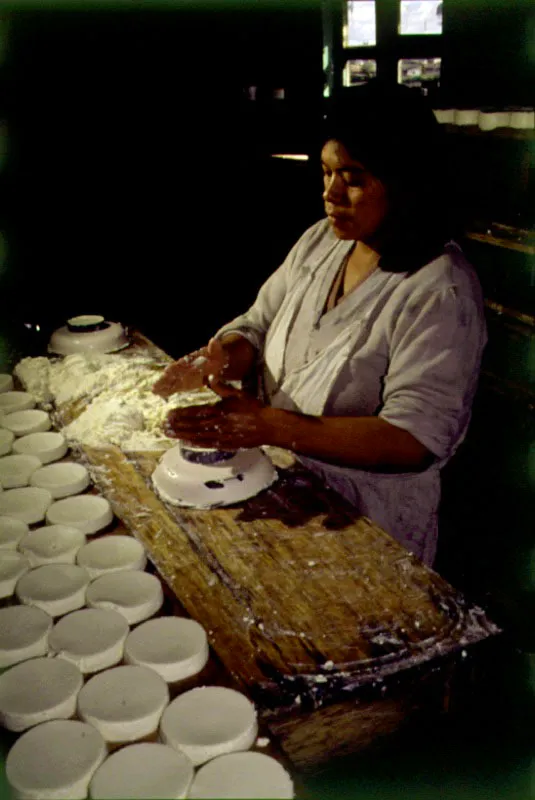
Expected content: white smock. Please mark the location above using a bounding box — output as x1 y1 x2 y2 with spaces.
217 219 487 565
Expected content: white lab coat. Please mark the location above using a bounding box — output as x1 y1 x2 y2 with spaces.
217 219 487 565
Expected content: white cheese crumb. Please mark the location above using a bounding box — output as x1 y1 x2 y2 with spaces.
255 737 270 748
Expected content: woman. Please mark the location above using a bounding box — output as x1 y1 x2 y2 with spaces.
153 82 487 566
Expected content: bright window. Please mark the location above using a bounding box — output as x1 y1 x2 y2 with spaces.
345 1 376 47
398 58 441 89
343 59 377 87
399 1 443 35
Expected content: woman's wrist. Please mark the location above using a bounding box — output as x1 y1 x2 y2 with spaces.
259 406 305 450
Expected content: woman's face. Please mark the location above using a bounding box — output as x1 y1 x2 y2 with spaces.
321 139 390 244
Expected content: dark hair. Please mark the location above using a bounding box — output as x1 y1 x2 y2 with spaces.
322 81 460 273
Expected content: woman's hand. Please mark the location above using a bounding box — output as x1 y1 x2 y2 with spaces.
152 338 228 398
164 379 280 450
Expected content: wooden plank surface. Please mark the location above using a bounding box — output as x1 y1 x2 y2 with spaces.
46 331 500 765
50 335 498 693
74 443 498 713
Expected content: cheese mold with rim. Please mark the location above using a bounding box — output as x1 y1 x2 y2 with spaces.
152 445 277 509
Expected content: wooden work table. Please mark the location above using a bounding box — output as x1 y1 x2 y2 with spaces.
50 331 499 770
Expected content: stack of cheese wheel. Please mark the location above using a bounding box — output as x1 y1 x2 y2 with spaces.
1 362 294 800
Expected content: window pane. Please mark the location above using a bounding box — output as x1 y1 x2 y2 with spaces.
343 59 377 87
398 58 441 90
399 1 443 35
345 1 376 48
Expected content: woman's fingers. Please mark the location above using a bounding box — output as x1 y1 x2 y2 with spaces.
153 342 231 398
152 366 199 397
206 376 242 399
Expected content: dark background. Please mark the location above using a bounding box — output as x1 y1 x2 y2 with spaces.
0 4 325 355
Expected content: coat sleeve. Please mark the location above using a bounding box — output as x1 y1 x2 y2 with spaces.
379 285 487 460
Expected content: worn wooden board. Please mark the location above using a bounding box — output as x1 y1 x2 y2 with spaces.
48 332 499 767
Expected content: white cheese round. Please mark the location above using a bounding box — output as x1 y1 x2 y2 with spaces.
0 605 53 668
18 524 86 567
16 563 90 617
76 534 146 579
124 616 209 683
30 462 90 499
1 409 51 437
0 454 42 489
0 374 14 394
6 719 106 800
0 392 35 415
46 495 113 535
160 686 258 766
48 608 129 674
86 570 163 624
0 516 29 550
0 656 83 732
188 751 294 799
0 429 14 457
89 742 194 800
0 551 30 598
0 486 52 524
77 665 169 743
13 432 68 465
